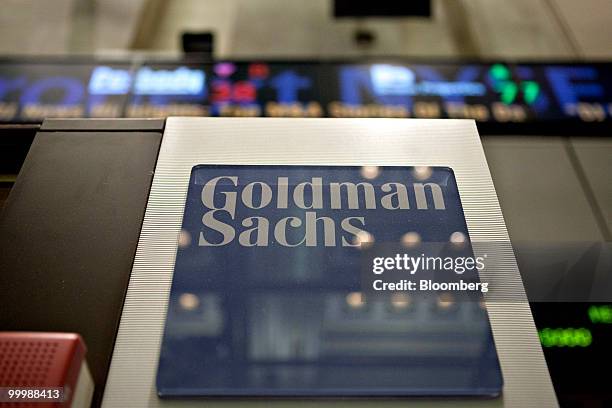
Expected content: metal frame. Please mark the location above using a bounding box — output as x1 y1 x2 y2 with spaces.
102 117 557 407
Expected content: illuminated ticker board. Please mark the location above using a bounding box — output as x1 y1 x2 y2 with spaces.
0 62 132 121
0 59 611 133
531 303 612 405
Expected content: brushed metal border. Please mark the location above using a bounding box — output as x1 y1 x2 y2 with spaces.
102 117 557 408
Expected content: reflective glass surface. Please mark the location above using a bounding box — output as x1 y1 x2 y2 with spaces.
157 165 503 397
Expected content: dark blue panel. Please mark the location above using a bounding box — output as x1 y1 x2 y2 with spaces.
157 165 503 398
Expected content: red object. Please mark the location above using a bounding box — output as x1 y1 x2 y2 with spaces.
232 81 257 103
211 80 232 103
0 332 87 407
248 63 270 79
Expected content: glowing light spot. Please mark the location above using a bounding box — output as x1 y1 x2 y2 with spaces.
450 231 467 247
178 229 192 248
346 292 366 309
413 166 432 181
437 293 455 310
353 231 374 249
391 293 412 310
401 232 421 247
360 166 381 180
179 293 200 311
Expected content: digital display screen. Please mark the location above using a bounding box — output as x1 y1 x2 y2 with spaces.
1 59 611 128
205 62 323 117
325 62 612 123
531 302 612 405
125 63 209 118
0 62 131 122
